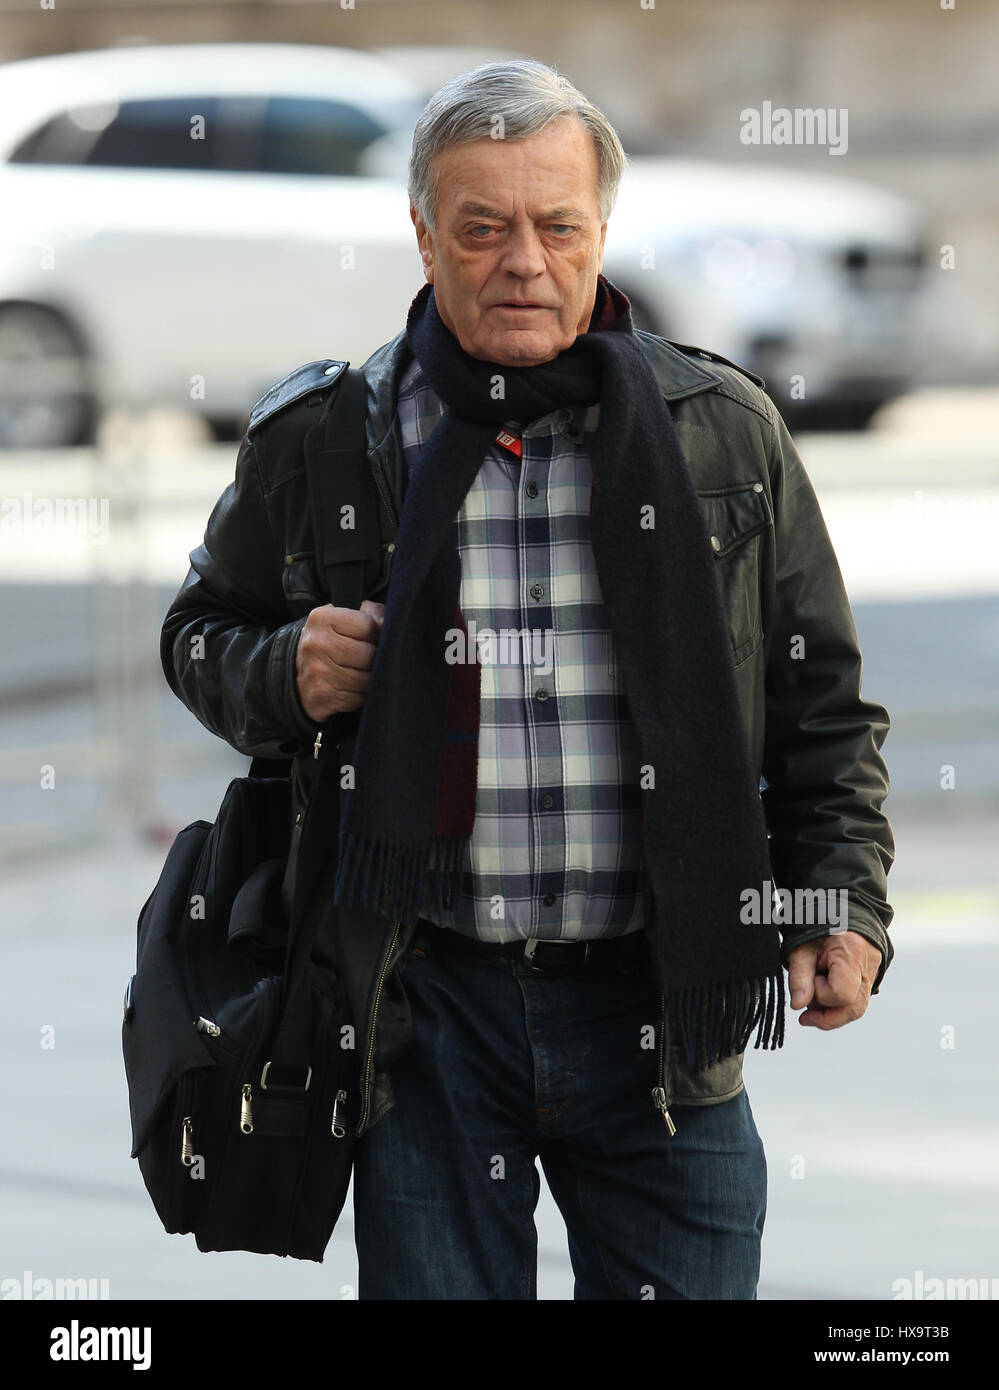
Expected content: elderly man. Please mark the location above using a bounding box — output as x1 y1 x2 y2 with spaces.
161 61 893 1300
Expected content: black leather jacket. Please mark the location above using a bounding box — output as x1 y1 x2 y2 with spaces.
160 326 894 1137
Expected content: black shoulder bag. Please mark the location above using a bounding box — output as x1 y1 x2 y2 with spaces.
122 367 384 1261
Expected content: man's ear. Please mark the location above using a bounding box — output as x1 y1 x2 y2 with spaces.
411 205 434 284
597 221 608 272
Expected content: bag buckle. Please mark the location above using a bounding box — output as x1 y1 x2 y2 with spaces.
259 1061 312 1091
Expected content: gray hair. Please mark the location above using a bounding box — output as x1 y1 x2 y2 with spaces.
408 60 628 233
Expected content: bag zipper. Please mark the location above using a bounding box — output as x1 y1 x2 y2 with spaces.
240 1083 254 1134
180 1113 196 1165
200 975 280 1207
167 1071 201 1232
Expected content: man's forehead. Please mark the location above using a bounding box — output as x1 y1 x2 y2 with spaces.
455 198 591 222
431 118 600 205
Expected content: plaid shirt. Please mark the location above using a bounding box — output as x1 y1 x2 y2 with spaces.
398 356 645 944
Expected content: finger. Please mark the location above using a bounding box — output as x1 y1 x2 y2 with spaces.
347 601 385 645
325 633 381 674
300 620 379 674
811 957 862 1009
799 994 868 1030
786 946 820 1011
800 969 870 1029
323 604 384 642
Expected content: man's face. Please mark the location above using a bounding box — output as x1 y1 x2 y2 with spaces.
411 116 608 367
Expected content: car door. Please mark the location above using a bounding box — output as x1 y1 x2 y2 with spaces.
7 91 421 419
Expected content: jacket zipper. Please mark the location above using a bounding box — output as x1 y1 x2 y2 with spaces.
358 919 402 1136
312 722 363 1139
369 461 399 597
652 989 676 1136
368 446 400 537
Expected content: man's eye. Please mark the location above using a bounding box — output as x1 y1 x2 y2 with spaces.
550 225 575 235
469 225 496 238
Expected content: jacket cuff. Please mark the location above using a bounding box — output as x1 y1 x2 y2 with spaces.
267 615 320 753
267 615 359 756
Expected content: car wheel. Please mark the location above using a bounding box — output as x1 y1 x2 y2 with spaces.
0 303 98 449
204 414 246 444
781 399 886 432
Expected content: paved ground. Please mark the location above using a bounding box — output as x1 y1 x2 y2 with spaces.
0 811 995 1301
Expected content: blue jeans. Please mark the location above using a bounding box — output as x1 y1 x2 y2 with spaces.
352 927 767 1300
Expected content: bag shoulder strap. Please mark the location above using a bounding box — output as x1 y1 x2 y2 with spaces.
247 364 388 781
304 364 385 614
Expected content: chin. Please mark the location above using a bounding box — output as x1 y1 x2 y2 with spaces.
485 335 562 367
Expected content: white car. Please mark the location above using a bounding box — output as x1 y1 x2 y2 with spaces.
0 43 929 447
604 156 928 428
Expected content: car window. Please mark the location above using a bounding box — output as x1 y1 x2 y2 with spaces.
10 97 225 169
9 93 408 176
258 97 386 176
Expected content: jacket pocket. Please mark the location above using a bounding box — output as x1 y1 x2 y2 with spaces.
668 1045 746 1106
696 483 772 666
281 551 326 618
281 547 392 616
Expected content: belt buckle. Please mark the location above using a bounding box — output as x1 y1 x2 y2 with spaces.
522 938 590 973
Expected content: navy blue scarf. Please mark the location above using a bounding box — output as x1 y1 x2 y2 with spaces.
334 277 784 1069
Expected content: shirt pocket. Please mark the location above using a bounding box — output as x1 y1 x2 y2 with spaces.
696 482 772 667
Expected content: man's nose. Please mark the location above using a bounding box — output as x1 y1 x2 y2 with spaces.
500 224 547 278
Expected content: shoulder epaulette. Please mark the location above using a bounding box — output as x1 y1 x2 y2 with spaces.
666 342 766 391
247 359 348 436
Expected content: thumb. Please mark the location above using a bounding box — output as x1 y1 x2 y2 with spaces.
360 600 386 627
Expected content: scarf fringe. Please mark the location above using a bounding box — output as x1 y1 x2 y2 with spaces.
334 830 467 923
672 969 786 1072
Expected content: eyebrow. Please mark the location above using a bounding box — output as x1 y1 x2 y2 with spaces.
457 201 587 221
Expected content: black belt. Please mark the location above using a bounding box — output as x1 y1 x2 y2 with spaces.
413 918 649 975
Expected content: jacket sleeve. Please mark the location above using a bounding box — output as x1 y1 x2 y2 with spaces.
159 431 320 760
760 409 895 992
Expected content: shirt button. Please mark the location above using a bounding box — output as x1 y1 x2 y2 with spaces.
535 688 549 702
753 482 764 493
526 481 539 498
710 535 721 552
540 794 554 809
530 584 545 600
542 893 557 906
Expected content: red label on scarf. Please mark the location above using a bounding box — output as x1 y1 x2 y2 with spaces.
495 428 522 458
